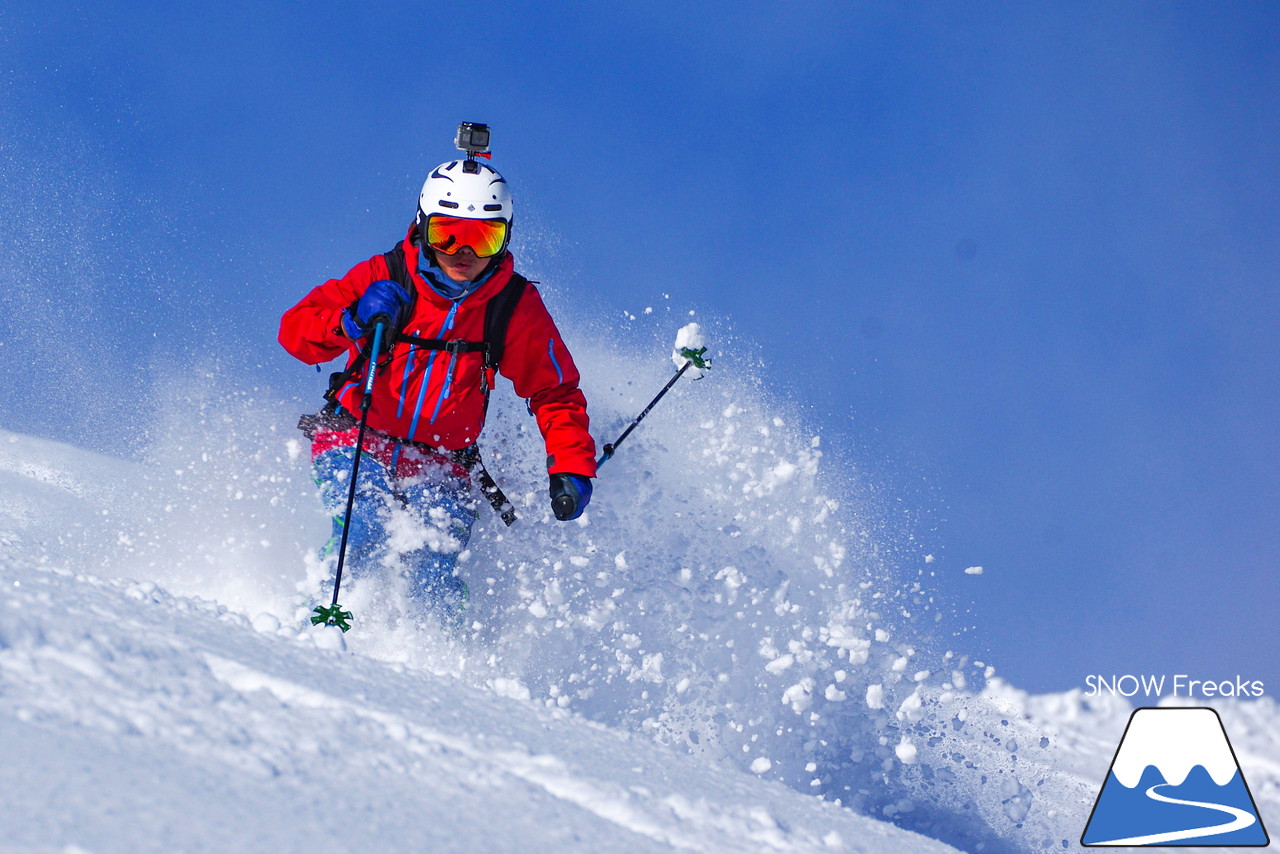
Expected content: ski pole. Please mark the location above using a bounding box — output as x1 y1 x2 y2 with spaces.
312 321 386 632
598 344 710 468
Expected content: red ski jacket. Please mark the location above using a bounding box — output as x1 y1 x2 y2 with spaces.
279 227 597 478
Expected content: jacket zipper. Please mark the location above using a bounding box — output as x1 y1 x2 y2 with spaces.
408 301 460 441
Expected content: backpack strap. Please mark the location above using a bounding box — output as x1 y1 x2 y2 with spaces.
452 446 518 526
394 335 487 354
482 272 530 370
383 241 411 292
321 340 371 407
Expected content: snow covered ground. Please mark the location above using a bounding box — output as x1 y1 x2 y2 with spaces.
1 335 1276 853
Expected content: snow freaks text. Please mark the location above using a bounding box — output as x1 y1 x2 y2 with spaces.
1084 674 1266 699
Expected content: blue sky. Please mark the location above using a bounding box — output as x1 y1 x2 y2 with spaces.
2 1 1277 694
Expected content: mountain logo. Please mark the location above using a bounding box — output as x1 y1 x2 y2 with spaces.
1082 707 1270 847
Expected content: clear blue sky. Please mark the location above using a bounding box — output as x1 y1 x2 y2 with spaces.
2 1 1276 694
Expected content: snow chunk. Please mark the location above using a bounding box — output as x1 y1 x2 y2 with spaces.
765 654 795 675
716 566 745 593
627 652 664 684
672 323 709 379
750 757 773 774
897 690 925 723
491 677 532 701
782 678 815 714
865 684 884 710
895 737 918 765
964 566 984 575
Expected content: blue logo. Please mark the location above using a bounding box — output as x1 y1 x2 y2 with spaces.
1082 707 1269 847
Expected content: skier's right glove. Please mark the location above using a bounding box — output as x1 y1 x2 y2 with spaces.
342 279 410 351
549 474 592 521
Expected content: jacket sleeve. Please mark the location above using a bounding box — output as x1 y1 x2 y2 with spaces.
499 286 598 478
278 256 385 365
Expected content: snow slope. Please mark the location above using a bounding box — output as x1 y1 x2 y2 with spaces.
1 331 1276 853
0 560 958 854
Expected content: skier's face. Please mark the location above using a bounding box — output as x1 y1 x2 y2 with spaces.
435 245 483 282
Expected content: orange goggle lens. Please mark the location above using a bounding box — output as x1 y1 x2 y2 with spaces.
424 216 508 258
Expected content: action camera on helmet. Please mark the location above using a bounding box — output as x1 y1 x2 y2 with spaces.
455 122 491 156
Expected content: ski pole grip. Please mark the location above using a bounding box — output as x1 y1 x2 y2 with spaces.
552 494 577 521
364 323 386 386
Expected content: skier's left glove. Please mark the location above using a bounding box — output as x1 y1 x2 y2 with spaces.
549 474 592 521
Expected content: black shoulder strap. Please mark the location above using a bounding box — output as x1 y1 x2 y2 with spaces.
483 272 530 369
383 242 411 290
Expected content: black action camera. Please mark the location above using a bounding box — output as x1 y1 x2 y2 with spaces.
455 122 491 156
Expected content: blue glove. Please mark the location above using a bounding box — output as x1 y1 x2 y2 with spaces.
343 280 411 348
549 474 592 521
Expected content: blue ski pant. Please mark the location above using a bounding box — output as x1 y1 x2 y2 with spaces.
312 423 477 617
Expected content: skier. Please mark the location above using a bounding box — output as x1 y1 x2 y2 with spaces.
278 125 596 623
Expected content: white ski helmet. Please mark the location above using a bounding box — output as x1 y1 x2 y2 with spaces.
417 159 513 231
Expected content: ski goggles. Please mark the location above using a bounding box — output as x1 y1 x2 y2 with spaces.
423 215 509 258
